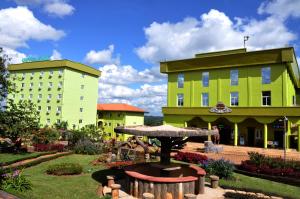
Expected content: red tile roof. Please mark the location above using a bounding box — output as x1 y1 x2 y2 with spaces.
97 103 145 113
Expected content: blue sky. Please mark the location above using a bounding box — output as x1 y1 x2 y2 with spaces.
0 0 300 115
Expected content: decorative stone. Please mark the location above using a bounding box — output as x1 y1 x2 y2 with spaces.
184 193 197 199
107 175 115 187
143 192 154 199
236 190 246 195
111 184 121 199
225 189 236 193
209 175 219 188
270 196 283 199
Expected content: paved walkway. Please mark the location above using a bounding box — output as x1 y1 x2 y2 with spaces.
181 142 300 165
3 151 72 169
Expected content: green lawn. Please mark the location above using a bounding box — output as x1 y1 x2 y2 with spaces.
6 154 108 199
220 173 300 199
0 152 48 164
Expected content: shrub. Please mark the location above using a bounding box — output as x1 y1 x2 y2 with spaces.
46 163 83 176
73 139 102 155
32 128 60 144
205 159 235 179
174 151 208 164
1 169 32 192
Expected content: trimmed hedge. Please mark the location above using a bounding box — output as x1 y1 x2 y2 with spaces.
46 163 83 176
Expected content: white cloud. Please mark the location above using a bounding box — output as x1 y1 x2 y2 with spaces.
85 45 120 65
1 47 26 64
136 9 297 63
50 49 62 60
0 6 65 49
258 0 300 19
44 1 75 17
12 0 75 17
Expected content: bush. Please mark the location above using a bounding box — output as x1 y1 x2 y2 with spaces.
46 163 83 176
1 169 32 192
32 128 60 144
73 139 102 155
205 159 235 179
174 151 208 164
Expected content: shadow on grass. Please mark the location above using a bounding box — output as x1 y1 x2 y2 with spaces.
91 168 126 185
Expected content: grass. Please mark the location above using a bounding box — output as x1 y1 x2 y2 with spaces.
0 152 51 165
6 154 107 199
219 173 300 199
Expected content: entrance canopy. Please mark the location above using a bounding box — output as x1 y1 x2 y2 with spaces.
114 125 218 137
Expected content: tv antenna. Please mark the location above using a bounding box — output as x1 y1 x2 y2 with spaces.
244 36 249 49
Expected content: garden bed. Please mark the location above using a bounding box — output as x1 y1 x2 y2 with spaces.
0 152 56 166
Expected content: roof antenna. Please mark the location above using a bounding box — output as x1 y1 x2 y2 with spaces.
244 36 249 49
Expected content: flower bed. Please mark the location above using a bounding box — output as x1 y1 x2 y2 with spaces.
33 143 65 152
240 152 300 178
173 151 208 164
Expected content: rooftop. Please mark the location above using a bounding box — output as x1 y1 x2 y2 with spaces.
8 59 101 77
97 103 146 113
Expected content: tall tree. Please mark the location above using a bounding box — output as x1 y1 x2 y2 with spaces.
0 47 13 103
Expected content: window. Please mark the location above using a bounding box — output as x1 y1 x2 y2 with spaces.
202 93 209 107
40 71 44 78
108 122 111 126
38 94 42 100
177 93 184 107
21 83 25 88
57 119 61 124
80 96 84 100
58 81 63 89
39 82 43 88
255 129 263 139
57 94 62 100
47 94 52 100
292 95 296 106
230 92 239 106
48 82 53 88
37 106 41 111
81 73 85 78
81 85 84 89
177 74 184 88
58 70 63 76
47 106 51 111
47 119 50 124
50 70 54 75
20 94 24 99
29 94 33 100
80 108 83 112
262 67 271 84
30 82 33 88
79 119 83 124
30 72 34 78
262 91 271 106
57 106 61 114
22 73 25 79
202 72 209 87
230 70 238 86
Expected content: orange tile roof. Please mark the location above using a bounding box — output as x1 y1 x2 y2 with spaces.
97 103 145 113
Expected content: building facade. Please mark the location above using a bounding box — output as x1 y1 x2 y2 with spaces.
97 103 145 141
161 47 300 151
8 60 101 128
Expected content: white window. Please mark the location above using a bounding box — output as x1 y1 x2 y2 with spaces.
202 72 209 87
202 93 209 107
262 91 271 106
57 94 62 100
40 71 44 77
30 82 34 88
20 94 24 99
80 108 83 112
80 96 84 100
39 82 43 88
58 81 63 89
262 67 271 84
177 74 184 88
58 70 63 77
177 93 184 107
47 118 50 124
21 83 25 88
230 92 239 106
29 94 33 100
81 73 85 78
81 85 84 89
47 94 52 100
255 129 263 139
230 69 238 86
22 73 25 79
30 72 34 78
48 82 53 88
49 70 54 76
38 94 42 100
56 106 61 114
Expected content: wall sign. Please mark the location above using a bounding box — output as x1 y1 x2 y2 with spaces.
22 56 50 63
209 102 232 114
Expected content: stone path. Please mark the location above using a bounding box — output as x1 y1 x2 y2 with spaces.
181 142 300 165
3 151 72 169
0 190 20 199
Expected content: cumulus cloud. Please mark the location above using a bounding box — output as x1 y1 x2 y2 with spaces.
1 48 26 64
136 9 297 63
85 45 120 65
0 6 65 49
50 49 62 60
258 0 300 19
11 0 75 17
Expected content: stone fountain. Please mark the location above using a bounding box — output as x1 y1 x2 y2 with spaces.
114 125 217 199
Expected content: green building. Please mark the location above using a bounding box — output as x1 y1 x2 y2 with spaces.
161 47 300 151
97 103 145 141
8 60 101 128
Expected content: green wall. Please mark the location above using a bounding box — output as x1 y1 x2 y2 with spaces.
167 64 296 107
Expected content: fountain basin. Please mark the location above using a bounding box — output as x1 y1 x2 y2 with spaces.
123 163 206 199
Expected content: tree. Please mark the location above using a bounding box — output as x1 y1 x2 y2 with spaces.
0 99 40 142
0 47 13 103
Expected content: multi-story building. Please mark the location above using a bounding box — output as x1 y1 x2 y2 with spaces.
161 47 300 151
8 60 101 128
97 103 145 141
